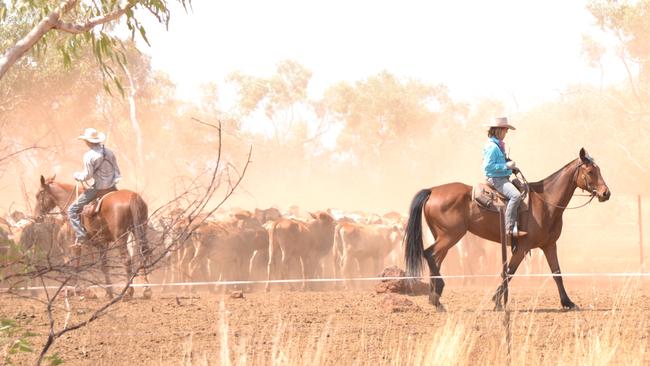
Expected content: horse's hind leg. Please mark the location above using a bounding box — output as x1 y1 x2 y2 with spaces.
117 237 135 299
423 245 445 311
99 247 114 298
423 233 464 311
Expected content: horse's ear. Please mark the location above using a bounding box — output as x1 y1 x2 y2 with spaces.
579 147 592 164
40 175 46 186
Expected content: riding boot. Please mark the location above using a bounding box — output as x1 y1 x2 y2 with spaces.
510 222 528 238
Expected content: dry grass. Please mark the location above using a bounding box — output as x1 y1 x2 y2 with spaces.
182 281 648 366
1 280 648 365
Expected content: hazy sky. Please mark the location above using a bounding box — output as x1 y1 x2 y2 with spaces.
138 0 627 112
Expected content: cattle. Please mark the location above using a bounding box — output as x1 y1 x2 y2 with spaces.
18 217 65 261
266 211 336 291
1 217 68 293
171 211 213 289
333 222 401 288
187 211 268 291
254 207 282 225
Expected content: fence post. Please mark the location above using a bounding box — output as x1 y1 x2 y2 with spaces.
639 195 644 272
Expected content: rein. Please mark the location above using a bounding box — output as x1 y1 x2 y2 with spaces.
38 182 83 218
517 165 597 210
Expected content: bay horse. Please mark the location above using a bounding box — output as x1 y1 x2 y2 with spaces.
404 148 611 311
33 175 151 299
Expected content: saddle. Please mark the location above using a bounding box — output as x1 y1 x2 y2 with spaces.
81 187 118 218
472 178 529 214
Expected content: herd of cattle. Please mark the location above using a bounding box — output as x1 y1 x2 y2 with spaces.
0 206 547 291
159 207 408 291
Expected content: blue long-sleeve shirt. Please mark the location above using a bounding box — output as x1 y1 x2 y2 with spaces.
482 136 512 178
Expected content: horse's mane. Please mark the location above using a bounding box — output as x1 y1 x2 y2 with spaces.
528 158 580 193
48 180 76 191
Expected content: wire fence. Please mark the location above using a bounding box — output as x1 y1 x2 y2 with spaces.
4 271 649 292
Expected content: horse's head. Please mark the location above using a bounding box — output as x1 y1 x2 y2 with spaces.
576 148 611 202
33 175 59 221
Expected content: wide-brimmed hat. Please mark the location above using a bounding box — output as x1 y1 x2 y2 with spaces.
484 117 516 130
77 128 106 143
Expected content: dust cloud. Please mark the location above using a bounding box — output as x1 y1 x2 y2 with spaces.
1 67 648 278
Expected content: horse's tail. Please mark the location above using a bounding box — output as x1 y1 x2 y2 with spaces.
404 188 432 278
129 194 150 261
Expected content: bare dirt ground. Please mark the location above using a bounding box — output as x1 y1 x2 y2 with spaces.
2 278 649 365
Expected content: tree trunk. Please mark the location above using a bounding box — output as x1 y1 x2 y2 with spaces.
123 66 144 176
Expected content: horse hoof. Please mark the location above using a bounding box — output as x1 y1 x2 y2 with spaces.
493 303 503 312
428 294 445 311
142 287 153 300
562 302 578 311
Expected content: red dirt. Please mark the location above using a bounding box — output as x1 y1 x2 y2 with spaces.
1 279 649 365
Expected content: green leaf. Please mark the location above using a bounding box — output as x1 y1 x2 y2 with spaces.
138 25 150 46
0 325 13 332
103 82 113 96
46 353 64 366
1 319 17 327
113 76 124 96
62 49 71 68
9 339 33 353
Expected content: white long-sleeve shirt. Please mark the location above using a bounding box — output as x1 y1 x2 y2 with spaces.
73 145 122 189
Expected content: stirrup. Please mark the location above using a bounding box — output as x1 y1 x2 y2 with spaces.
509 227 528 238
512 223 528 237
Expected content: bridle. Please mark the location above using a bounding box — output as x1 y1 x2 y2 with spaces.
35 182 79 219
518 162 598 210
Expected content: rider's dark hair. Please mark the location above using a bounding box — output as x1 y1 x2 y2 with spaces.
487 127 505 138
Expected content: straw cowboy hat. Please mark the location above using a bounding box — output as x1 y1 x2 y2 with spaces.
484 116 516 130
77 127 106 143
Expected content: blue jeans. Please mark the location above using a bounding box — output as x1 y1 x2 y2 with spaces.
68 188 97 241
487 176 522 232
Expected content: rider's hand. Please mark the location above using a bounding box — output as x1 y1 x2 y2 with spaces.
73 172 83 182
506 161 516 170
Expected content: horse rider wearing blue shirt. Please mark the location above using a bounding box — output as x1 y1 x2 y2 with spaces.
482 117 527 238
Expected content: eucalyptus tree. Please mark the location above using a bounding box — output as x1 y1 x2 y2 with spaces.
0 0 191 91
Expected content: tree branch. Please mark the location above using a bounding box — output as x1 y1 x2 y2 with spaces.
53 0 137 34
0 0 137 80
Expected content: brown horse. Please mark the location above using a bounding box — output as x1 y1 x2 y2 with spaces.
404 148 611 311
33 175 151 298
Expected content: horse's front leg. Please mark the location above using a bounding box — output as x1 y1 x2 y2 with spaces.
492 249 526 310
542 242 576 310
